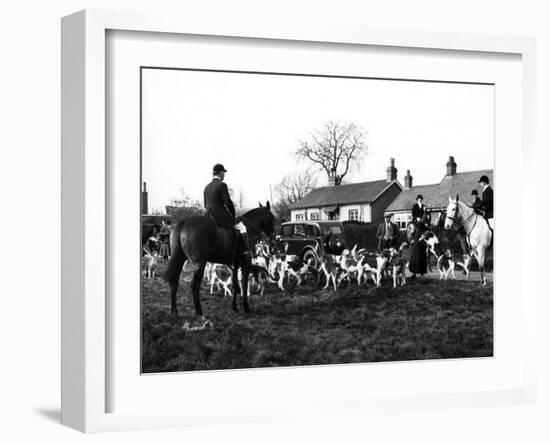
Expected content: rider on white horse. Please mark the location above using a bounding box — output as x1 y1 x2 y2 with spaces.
477 175 494 230
444 195 492 285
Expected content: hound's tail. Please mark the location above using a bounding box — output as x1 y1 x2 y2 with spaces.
163 221 187 284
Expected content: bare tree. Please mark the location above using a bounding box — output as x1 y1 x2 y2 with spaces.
296 120 367 185
274 169 318 220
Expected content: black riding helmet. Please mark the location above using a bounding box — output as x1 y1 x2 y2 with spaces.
212 163 227 175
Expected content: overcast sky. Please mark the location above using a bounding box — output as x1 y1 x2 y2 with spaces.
142 69 494 213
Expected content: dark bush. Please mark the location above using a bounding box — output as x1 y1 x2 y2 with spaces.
343 221 383 251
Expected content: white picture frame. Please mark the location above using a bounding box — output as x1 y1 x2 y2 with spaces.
61 9 537 433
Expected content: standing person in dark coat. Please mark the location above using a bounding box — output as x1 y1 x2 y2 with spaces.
158 220 171 263
203 163 252 262
376 213 400 252
409 234 428 278
478 175 494 229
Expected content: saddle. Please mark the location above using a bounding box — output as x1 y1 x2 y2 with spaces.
214 224 250 265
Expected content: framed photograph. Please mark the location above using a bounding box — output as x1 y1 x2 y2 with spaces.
61 9 537 432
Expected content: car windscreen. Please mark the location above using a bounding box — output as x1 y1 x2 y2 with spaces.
281 225 293 236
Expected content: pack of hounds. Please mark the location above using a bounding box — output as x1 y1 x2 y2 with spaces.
197 231 474 296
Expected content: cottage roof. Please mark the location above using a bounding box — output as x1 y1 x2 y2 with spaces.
291 179 400 210
385 169 493 212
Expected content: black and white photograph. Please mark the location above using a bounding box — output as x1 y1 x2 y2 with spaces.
140 67 494 373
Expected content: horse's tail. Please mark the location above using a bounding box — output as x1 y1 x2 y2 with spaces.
163 221 187 284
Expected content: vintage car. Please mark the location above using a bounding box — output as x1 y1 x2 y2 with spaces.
274 220 346 266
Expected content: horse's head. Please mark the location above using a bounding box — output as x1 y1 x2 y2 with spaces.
258 201 275 237
243 201 275 239
444 195 460 230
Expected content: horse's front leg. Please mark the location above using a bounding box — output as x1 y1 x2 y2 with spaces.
241 266 250 313
478 248 487 286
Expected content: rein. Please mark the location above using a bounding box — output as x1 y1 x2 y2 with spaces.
239 211 266 240
447 202 478 238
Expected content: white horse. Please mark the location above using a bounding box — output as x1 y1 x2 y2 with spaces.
444 195 493 285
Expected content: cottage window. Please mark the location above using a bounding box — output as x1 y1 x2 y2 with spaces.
295 213 304 221
348 209 359 221
310 212 319 220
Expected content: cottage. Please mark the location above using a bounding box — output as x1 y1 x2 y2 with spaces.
290 159 403 224
384 156 493 229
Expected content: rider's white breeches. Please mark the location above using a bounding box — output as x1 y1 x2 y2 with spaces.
234 221 247 234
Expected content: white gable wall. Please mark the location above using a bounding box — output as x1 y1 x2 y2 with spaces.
291 203 372 222
339 204 372 222
291 209 306 221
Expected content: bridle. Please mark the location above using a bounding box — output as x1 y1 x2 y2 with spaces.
239 210 274 241
446 201 477 237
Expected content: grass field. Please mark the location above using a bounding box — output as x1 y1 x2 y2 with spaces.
141 263 493 373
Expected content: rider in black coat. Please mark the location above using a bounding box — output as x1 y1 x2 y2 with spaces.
411 194 426 224
411 194 428 239
203 163 251 262
204 175 236 227
479 182 493 219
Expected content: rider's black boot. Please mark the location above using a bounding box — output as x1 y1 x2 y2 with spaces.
240 232 252 266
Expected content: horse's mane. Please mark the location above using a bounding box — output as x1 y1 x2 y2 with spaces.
242 206 264 218
242 205 274 221
240 206 273 232
456 199 474 214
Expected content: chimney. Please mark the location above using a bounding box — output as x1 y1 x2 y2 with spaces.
446 156 457 176
386 158 397 182
141 182 148 215
327 167 339 186
404 170 413 189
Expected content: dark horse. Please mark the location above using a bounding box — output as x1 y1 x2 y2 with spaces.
163 202 275 316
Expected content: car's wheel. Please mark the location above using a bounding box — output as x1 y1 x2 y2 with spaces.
302 249 319 268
